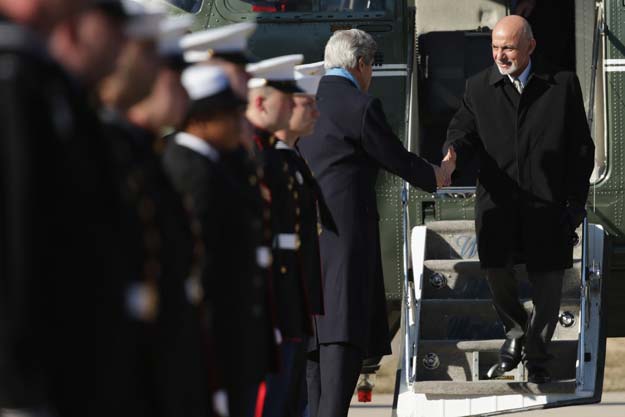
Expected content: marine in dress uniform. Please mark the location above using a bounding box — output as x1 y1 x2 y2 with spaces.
260 61 336 417
162 65 277 417
0 2 131 416
98 9 210 417
246 54 321 416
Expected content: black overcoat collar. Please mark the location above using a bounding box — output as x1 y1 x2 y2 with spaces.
488 60 555 88
320 75 360 90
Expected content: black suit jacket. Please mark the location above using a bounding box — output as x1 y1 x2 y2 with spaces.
444 63 595 272
297 75 436 357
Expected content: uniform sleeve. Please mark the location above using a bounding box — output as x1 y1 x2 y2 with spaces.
0 58 52 406
565 74 595 208
360 97 437 193
444 80 482 171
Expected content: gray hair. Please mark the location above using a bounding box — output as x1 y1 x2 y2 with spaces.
522 20 534 40
324 29 377 69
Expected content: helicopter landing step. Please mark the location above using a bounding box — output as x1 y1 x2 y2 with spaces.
412 379 577 396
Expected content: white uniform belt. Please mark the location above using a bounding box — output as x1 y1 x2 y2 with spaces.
273 233 299 250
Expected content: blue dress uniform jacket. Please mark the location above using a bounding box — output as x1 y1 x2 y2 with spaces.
163 138 277 393
444 63 595 272
285 144 335 316
0 18 126 416
297 76 437 358
255 130 312 339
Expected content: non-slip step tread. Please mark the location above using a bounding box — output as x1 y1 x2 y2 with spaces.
419 299 580 340
420 339 578 352
421 260 581 299
424 220 476 234
415 339 578 382
412 379 577 396
421 298 580 308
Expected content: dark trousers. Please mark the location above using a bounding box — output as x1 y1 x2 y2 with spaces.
228 383 258 417
486 265 564 369
262 340 307 417
306 343 363 417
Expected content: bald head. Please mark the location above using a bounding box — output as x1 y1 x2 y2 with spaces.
491 15 536 77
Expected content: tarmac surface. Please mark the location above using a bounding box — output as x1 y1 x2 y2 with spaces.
348 392 625 416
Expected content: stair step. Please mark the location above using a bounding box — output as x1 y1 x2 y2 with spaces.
423 221 583 260
425 222 478 260
421 260 581 299
416 339 577 382
412 379 577 395
420 299 580 340
454 338 577 352
425 221 476 235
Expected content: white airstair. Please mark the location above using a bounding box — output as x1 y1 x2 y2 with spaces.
394 220 606 417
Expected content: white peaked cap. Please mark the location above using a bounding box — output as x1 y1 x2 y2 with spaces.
158 14 194 56
247 54 304 90
181 65 230 101
294 61 325 95
122 0 167 40
181 22 257 63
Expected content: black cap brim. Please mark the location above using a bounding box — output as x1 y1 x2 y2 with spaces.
164 53 191 71
266 80 303 94
92 0 130 20
189 87 248 114
212 51 259 65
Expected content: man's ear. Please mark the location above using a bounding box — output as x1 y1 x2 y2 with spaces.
357 57 366 71
528 38 537 55
254 95 265 112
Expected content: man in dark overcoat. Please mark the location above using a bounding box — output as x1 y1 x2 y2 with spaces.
443 15 595 383
296 29 452 417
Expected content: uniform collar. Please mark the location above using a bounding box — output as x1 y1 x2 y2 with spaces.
253 127 277 150
274 140 295 151
174 131 219 162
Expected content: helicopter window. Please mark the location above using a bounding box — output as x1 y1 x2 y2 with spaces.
164 0 203 13
230 0 389 13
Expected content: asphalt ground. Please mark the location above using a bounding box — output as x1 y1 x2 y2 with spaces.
348 392 625 417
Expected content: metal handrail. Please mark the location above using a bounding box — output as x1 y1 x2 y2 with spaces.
578 0 604 389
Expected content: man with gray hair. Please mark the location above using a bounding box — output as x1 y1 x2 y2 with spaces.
297 29 454 417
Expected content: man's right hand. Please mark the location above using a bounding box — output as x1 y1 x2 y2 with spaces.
434 146 457 188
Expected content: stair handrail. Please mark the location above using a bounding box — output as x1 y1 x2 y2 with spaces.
578 0 603 390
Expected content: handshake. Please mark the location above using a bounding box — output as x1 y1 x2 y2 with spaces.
433 146 457 188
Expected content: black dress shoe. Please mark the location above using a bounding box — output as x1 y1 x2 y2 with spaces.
528 367 551 384
486 338 523 379
499 337 523 371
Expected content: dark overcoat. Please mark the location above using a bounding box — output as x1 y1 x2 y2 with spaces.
444 63 595 272
162 137 277 392
297 76 437 357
